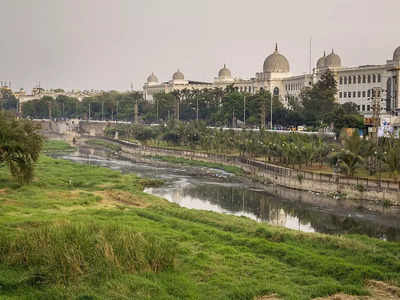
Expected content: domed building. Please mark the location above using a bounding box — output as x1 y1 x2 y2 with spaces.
324 49 342 68
263 44 290 73
143 44 400 122
146 72 158 85
172 69 185 81
316 52 326 69
215 64 234 84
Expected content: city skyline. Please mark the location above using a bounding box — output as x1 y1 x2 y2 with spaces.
1 0 399 92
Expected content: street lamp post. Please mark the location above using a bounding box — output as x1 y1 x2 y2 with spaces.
270 94 273 130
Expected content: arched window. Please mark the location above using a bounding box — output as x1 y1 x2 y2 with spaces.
358 75 361 84
377 74 381 83
362 75 366 83
367 89 371 98
353 76 356 83
273 87 279 96
348 76 352 84
344 77 347 84
368 75 371 83
372 74 376 83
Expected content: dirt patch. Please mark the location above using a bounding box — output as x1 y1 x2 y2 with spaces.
313 281 400 300
95 190 148 208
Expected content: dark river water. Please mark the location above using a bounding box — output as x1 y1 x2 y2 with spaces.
56 150 400 242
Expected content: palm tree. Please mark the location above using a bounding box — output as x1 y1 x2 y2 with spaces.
328 130 363 176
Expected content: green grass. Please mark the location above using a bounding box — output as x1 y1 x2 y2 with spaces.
149 155 244 176
0 155 399 299
86 139 122 152
42 140 75 152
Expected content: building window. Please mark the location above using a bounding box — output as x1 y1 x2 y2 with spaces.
344 77 347 84
363 75 366 83
358 75 361 83
344 92 347 98
353 91 356 97
339 77 343 85
348 92 351 98
358 91 361 97
339 92 342 98
273 87 279 96
377 74 381 83
373 74 376 83
367 105 370 111
367 90 371 98
357 105 360 111
353 75 356 83
362 105 365 111
348 76 352 84
362 91 366 97
368 75 371 83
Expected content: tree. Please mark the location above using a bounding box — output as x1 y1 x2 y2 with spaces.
0 112 43 184
301 70 338 127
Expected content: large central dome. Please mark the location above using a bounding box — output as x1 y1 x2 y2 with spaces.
218 64 232 78
263 44 290 73
172 69 184 80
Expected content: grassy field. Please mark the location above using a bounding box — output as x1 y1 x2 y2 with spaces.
85 138 122 152
0 146 399 299
42 139 76 152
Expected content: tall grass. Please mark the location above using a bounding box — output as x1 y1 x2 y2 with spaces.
0 222 176 284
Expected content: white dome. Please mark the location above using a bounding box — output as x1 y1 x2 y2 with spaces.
172 69 184 80
218 64 232 78
316 52 326 69
325 49 342 68
263 44 290 73
147 72 158 83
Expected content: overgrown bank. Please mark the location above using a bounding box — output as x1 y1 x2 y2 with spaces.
0 148 400 299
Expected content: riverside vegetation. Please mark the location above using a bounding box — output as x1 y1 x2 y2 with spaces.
0 141 399 299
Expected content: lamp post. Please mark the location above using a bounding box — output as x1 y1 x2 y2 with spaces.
270 94 273 130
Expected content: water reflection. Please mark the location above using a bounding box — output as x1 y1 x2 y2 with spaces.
56 151 400 241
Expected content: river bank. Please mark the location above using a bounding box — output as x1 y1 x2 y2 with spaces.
0 145 400 299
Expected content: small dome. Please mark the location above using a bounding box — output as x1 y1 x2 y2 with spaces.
218 64 232 78
316 52 326 69
263 44 290 73
147 72 158 83
172 69 184 80
393 46 400 61
325 49 342 68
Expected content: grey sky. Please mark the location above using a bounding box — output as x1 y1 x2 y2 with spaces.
1 0 399 92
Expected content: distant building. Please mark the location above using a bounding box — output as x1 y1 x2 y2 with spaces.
143 44 400 121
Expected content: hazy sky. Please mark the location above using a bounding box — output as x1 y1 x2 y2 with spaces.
1 0 399 92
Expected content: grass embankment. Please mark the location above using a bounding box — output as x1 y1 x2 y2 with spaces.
85 138 122 152
149 155 244 176
42 139 75 152
0 147 399 299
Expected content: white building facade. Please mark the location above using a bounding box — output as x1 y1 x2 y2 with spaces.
143 44 400 120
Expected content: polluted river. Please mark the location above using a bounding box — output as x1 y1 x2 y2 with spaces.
54 147 400 242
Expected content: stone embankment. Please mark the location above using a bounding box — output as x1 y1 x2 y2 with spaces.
92 136 400 206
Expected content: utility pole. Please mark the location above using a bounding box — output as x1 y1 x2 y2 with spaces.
270 94 273 130
243 95 246 127
372 87 382 188
134 97 139 124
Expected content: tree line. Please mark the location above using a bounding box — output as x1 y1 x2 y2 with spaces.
3 70 363 134
106 120 400 180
